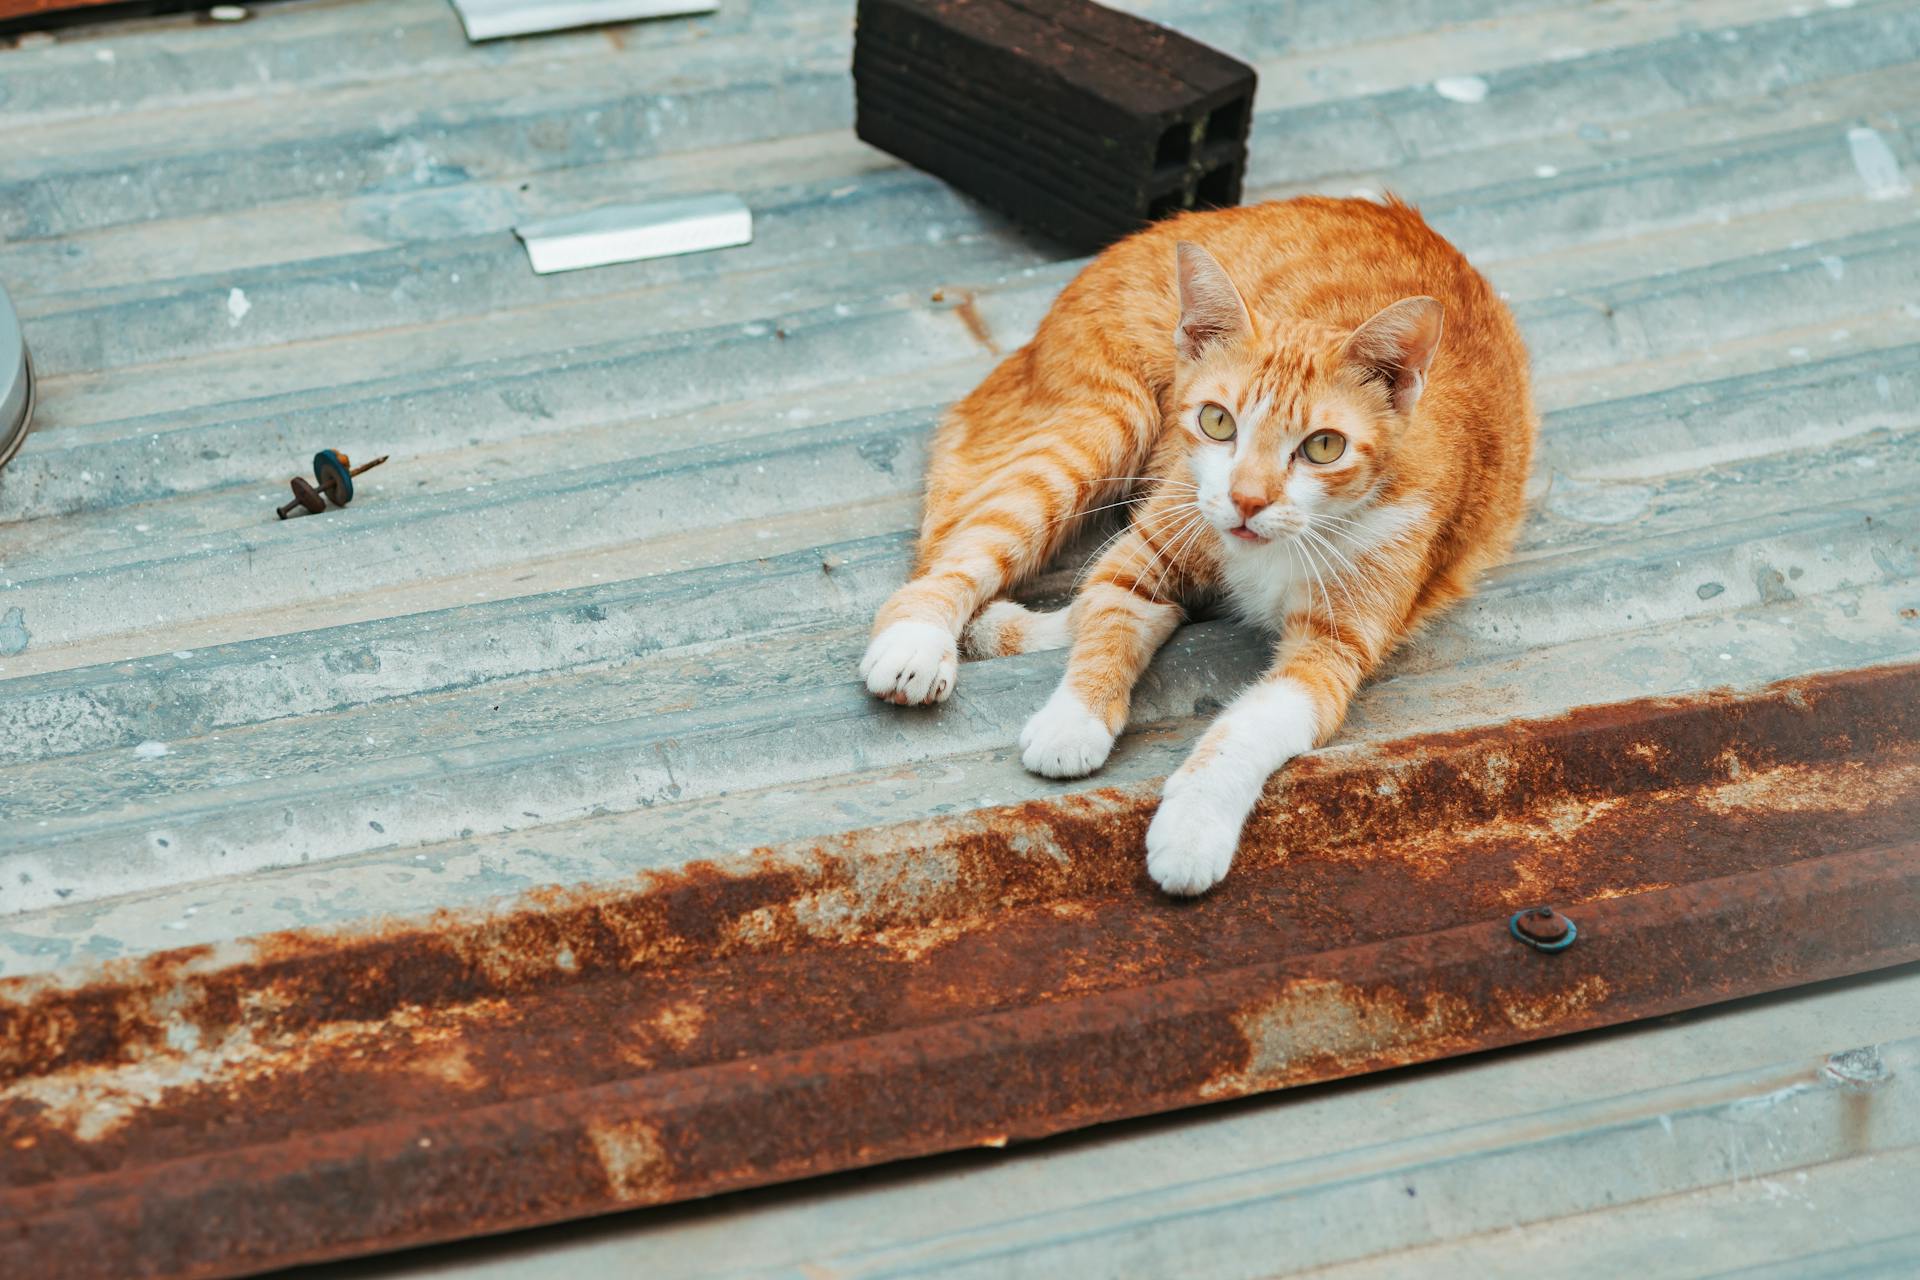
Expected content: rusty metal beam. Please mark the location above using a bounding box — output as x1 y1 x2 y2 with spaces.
3 664 1919 1278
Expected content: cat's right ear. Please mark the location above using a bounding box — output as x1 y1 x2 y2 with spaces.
1175 242 1253 362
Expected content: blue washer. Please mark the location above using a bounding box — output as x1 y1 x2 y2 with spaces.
1509 909 1577 952
314 450 354 505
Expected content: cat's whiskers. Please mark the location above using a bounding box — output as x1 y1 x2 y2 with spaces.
1076 501 1198 593
1279 539 1314 619
1147 508 1213 602
1290 531 1340 626
1050 496 1155 530
1301 521 1393 608
1297 526 1368 617
1123 502 1206 603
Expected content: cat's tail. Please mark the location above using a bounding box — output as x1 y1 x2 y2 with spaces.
961 601 1072 658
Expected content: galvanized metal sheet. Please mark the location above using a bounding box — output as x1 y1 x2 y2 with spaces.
0 0 1918 1273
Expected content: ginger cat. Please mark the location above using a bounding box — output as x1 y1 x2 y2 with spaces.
860 196 1535 895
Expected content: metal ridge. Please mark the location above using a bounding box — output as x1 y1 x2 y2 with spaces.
3 662 1918 1278
0 283 30 473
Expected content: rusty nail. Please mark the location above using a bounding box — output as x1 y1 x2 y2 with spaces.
276 450 389 520
276 475 327 520
1509 906 1577 952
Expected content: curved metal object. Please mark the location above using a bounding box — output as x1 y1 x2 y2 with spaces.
0 283 32 473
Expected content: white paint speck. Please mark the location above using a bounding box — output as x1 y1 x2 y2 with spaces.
173 650 195 659
1719 653 1733 661
209 3 249 18
226 287 252 326
1433 75 1489 104
1533 164 1559 178
134 741 170 759
1825 0 1856 8
93 47 115 62
1818 254 1846 281
134 523 151 533
1847 127 1912 200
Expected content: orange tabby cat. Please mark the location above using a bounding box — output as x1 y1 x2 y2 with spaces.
860 195 1535 894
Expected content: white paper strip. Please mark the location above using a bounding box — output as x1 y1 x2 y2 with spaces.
451 0 717 42
514 195 752 275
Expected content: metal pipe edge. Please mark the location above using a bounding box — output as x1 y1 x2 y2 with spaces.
0 283 32 473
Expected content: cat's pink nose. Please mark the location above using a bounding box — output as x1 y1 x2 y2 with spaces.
1231 490 1269 520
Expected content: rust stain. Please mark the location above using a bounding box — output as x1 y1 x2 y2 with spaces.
589 1117 670 1202
953 291 1000 355
1 664 1917 1278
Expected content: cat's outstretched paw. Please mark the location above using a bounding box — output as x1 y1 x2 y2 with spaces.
1019 688 1114 778
861 620 958 705
1145 776 1243 896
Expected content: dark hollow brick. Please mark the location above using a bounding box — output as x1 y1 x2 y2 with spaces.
852 0 1257 252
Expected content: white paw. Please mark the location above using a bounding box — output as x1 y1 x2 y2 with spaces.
1019 687 1114 778
1145 775 1245 896
860 620 958 705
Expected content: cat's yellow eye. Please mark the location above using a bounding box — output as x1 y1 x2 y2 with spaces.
1301 430 1346 464
1198 403 1236 441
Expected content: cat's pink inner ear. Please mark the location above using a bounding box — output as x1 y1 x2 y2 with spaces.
1343 296 1445 415
1174 241 1253 361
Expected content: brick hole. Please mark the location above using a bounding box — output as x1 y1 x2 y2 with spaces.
1194 166 1238 209
1205 98 1250 145
1155 120 1193 169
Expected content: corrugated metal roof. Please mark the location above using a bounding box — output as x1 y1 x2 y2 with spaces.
1 0 1918 1273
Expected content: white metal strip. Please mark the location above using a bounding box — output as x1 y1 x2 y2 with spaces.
513 195 752 274
450 0 718 42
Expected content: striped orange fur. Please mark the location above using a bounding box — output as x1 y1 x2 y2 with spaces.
860 196 1536 894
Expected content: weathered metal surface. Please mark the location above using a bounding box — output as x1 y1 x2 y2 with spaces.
4 665 1917 1277
2 0 1919 1273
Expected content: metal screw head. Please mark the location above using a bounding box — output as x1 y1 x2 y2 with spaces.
1509 906 1577 951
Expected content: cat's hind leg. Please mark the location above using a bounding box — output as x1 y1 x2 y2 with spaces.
960 601 1072 658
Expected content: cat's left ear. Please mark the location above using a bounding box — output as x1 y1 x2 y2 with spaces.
1342 297 1444 415
1175 242 1253 362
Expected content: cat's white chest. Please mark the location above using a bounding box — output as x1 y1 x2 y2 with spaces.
1218 549 1308 629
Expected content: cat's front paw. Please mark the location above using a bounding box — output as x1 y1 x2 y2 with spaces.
1019 687 1114 778
860 621 958 705
1145 775 1244 896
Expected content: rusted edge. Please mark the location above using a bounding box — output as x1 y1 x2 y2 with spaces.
2 663 1918 1278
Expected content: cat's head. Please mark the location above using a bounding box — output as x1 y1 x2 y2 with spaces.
1168 241 1442 551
